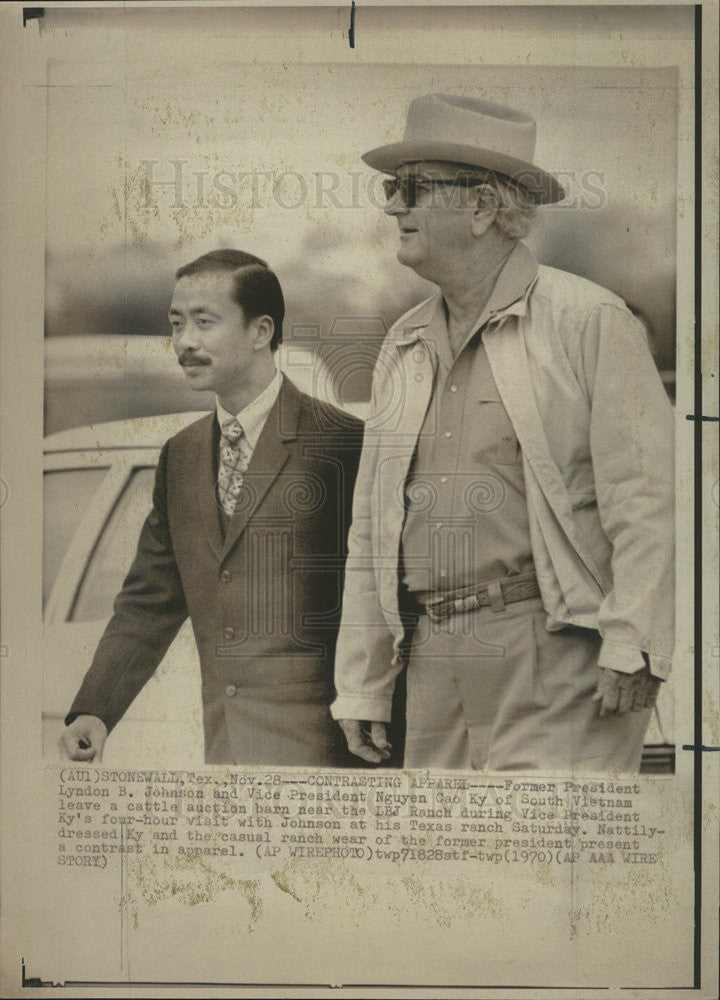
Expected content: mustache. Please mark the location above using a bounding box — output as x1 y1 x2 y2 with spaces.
178 351 211 367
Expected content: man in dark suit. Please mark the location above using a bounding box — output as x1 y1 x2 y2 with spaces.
59 249 363 766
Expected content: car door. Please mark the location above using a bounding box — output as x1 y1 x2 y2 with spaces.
43 446 203 767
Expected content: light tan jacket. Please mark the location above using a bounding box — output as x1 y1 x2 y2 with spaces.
331 243 675 723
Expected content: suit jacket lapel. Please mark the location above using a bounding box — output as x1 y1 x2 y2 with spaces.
178 413 225 562
220 378 301 564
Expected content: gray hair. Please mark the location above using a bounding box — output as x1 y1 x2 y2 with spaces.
436 165 538 240
428 163 538 240
474 173 539 239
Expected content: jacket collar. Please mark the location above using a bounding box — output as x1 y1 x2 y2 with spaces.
394 241 540 350
215 367 283 451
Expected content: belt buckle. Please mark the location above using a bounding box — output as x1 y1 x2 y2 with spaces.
424 596 449 623
487 580 506 613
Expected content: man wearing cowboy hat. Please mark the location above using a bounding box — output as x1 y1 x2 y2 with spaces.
331 94 674 772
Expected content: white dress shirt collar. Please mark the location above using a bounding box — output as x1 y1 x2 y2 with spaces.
216 367 283 452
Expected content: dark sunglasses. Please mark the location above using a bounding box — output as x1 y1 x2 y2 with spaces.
382 174 487 208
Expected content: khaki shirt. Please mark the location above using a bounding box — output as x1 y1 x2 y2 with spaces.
401 323 533 594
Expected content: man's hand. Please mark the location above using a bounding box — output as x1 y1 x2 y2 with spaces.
339 719 392 764
58 715 108 762
593 666 661 718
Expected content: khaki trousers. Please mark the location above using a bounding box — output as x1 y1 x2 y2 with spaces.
404 597 651 773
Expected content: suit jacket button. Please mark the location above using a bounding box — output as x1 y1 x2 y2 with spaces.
224 684 237 697
223 626 235 640
220 570 231 583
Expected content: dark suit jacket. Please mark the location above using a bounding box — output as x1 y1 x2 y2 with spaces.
67 378 363 766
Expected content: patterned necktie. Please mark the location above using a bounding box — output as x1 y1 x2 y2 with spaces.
217 417 250 517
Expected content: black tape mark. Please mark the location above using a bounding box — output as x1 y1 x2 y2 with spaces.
22 8 44 27
21 957 46 988
682 744 720 752
349 1 356 49
685 413 719 422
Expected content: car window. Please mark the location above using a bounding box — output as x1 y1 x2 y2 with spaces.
43 467 108 609
71 467 156 622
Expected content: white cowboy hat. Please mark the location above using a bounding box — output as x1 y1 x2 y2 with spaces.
362 93 565 206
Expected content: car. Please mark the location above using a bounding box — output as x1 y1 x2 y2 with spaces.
43 411 207 767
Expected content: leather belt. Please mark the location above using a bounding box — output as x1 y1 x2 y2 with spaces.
416 572 540 622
